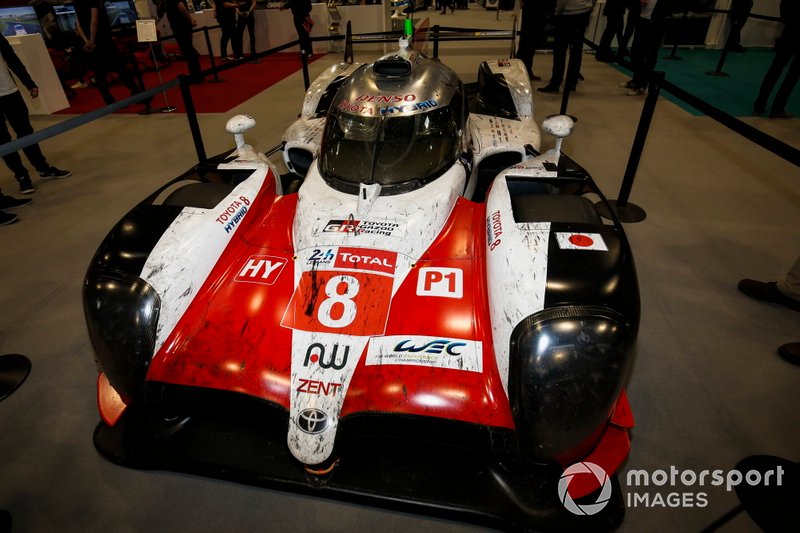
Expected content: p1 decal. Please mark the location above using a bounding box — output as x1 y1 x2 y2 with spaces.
556 232 608 251
334 247 397 275
234 255 287 285
366 335 483 372
282 271 393 335
416 267 463 298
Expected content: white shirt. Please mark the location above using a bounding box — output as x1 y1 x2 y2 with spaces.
641 0 659 20
0 54 19 97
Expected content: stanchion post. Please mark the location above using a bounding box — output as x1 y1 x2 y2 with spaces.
596 71 664 223
433 25 440 59
707 30 732 77
178 75 207 163
301 50 310 91
203 26 222 82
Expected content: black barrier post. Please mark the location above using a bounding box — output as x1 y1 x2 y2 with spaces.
664 6 689 60
203 26 222 82
596 71 665 223
178 75 207 163
301 51 310 91
433 25 440 59
706 34 731 77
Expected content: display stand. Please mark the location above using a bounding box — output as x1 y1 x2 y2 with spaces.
138 18 177 113
8 34 69 115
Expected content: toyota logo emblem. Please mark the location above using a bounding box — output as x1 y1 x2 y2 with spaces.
297 408 329 434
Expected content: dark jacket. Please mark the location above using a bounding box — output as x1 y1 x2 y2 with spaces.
284 0 311 19
0 34 36 91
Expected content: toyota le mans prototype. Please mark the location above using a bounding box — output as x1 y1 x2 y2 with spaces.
84 37 639 531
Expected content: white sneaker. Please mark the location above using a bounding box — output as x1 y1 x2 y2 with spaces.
70 81 88 89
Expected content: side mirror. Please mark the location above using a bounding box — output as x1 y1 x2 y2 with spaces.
542 115 575 157
226 114 257 155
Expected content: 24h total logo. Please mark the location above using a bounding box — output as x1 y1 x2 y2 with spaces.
558 461 613 516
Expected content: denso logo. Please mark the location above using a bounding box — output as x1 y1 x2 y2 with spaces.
304 343 349 370
334 247 396 274
394 339 467 356
356 93 417 103
234 255 287 285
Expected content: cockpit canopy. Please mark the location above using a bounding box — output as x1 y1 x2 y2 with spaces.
320 54 466 195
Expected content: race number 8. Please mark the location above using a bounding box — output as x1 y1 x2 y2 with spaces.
318 275 360 328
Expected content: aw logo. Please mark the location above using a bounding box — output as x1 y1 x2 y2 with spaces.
558 462 613 516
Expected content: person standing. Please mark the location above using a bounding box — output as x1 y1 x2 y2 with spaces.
753 0 798 118
234 0 257 61
164 0 204 83
283 0 313 57
516 0 555 80
596 0 626 62
621 0 673 96
74 0 150 112
727 0 753 53
216 0 237 60
0 34 70 196
538 0 594 94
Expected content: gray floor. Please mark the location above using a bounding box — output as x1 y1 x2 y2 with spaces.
2 7 799 533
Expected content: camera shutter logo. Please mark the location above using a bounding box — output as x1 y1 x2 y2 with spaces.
558 461 613 516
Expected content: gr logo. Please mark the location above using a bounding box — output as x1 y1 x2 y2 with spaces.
558 461 612 516
416 267 463 298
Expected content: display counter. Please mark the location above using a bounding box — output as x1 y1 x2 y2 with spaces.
155 4 385 58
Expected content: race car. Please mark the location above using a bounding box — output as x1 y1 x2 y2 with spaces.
84 35 639 532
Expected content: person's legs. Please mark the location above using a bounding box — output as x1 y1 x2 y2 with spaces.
294 16 312 56
754 34 792 113
546 15 570 88
630 18 654 89
4 92 48 173
0 103 30 182
232 16 245 59
769 52 799 117
598 0 625 59
565 11 591 89
176 31 203 80
87 51 115 105
219 15 234 58
777 256 800 302
245 14 256 59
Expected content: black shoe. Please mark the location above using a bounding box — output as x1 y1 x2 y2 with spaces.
753 102 766 115
17 176 35 194
778 343 800 366
770 110 793 119
0 195 32 210
595 52 613 62
38 166 71 179
537 84 560 94
738 279 800 312
0 210 19 225
730 45 747 53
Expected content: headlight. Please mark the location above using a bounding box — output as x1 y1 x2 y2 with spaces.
509 306 635 463
83 271 160 401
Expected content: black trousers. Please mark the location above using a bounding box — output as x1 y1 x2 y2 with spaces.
218 12 236 58
630 16 666 89
293 15 312 56
86 40 144 105
515 3 549 77
598 0 626 56
234 12 256 59
549 10 591 88
756 31 800 114
174 29 203 79
0 91 49 180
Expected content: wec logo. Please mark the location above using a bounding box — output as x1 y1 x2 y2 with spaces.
393 339 467 356
558 462 613 516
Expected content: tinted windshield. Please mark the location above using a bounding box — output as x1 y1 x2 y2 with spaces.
320 99 463 193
